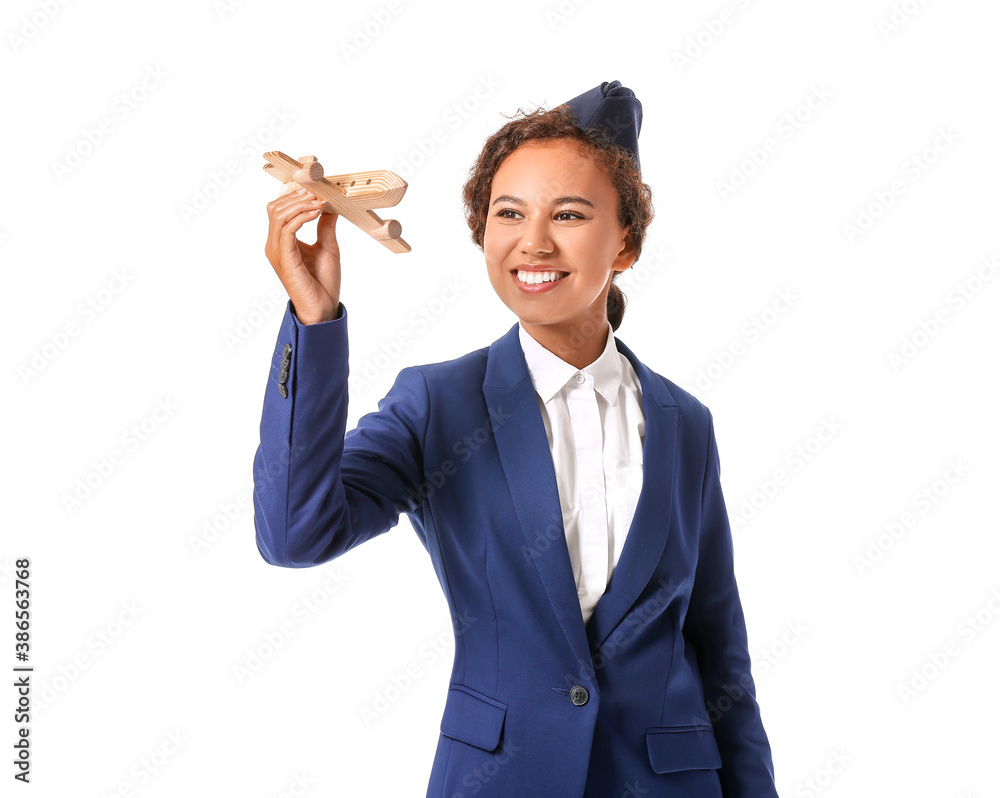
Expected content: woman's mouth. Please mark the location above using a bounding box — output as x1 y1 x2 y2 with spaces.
515 270 568 285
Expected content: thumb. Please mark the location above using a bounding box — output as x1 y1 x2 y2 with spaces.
316 210 340 250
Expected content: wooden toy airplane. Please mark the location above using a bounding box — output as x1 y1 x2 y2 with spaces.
263 151 410 253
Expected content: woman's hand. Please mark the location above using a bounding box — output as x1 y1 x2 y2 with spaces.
264 188 341 324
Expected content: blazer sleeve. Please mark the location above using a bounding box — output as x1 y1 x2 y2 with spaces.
684 413 779 797
252 300 428 567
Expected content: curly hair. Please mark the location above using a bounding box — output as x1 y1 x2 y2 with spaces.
462 104 654 330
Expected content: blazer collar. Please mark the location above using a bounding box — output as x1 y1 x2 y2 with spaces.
486 322 679 405
483 322 679 667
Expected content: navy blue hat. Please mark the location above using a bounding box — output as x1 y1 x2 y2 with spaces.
562 80 642 169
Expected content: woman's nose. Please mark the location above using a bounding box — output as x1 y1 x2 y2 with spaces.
520 216 554 254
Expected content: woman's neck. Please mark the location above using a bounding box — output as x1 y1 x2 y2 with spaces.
520 315 611 370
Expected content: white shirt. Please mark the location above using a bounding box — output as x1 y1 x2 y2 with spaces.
518 322 646 624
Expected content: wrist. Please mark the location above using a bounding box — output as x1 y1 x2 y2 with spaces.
291 301 341 325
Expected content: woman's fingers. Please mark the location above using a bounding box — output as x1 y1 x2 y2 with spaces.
265 192 325 271
263 188 342 325
276 204 323 256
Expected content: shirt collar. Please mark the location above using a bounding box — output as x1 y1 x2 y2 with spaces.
517 321 623 406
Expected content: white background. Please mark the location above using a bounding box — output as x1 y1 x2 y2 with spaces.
3 0 999 795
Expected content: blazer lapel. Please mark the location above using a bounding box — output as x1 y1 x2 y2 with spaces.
482 323 593 668
482 323 680 667
585 338 678 653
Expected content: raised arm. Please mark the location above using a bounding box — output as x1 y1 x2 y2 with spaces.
253 188 427 567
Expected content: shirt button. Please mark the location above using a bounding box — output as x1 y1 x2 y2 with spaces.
569 685 589 706
575 374 585 383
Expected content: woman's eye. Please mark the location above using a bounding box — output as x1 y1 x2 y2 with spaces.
493 208 584 221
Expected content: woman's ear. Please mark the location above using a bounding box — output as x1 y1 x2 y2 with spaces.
612 226 637 272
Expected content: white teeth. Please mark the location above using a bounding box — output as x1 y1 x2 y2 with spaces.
517 270 566 284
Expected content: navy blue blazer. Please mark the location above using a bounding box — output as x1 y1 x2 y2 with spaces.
253 301 778 797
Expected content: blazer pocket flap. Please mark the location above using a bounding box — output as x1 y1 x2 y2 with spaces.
646 725 722 773
440 684 507 752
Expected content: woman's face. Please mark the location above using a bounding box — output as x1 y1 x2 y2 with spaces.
483 138 634 340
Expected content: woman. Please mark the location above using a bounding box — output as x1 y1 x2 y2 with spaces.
253 81 778 797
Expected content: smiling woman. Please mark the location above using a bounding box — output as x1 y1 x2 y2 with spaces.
463 103 654 352
480 137 638 368
252 80 779 797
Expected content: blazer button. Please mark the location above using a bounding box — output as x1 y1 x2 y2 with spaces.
569 685 589 706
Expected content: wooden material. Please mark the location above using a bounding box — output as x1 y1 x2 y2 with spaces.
263 151 411 254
